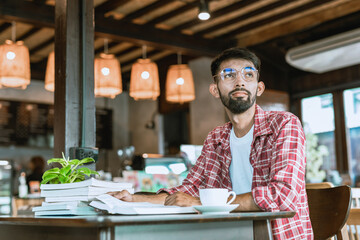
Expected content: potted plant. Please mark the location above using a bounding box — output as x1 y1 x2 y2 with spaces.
41 153 99 184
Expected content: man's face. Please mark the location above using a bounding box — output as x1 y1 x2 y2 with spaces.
213 59 263 114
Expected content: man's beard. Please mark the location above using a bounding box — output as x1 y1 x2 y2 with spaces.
218 87 257 114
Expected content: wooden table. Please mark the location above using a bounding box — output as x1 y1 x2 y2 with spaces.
0 211 295 240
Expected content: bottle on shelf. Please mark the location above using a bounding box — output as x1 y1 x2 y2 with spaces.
18 172 28 198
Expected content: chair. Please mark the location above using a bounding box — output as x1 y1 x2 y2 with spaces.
347 208 360 240
346 188 360 240
351 188 360 207
306 185 352 240
306 182 334 189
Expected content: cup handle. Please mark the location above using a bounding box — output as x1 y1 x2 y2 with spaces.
227 191 236 204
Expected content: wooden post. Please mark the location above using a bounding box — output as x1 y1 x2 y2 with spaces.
54 0 95 158
333 90 349 173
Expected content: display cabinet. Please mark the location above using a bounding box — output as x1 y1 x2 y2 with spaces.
0 159 12 215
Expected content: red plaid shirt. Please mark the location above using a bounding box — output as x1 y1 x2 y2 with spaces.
161 105 313 239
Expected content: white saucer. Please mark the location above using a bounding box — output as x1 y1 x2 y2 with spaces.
193 204 239 215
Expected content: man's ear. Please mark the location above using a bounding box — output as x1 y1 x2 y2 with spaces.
209 83 220 98
256 81 265 97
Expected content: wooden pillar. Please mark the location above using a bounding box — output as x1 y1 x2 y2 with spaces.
54 0 95 157
333 90 349 173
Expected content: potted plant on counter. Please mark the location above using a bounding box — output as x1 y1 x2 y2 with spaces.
41 153 99 184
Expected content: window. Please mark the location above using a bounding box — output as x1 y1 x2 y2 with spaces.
343 87 360 185
301 94 336 170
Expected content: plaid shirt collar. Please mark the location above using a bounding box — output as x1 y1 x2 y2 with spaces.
216 104 273 151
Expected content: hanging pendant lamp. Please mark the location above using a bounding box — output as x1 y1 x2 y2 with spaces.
129 45 160 100
94 39 122 99
0 22 31 89
165 53 195 103
44 50 54 92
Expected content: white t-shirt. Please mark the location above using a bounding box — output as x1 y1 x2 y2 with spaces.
229 125 254 195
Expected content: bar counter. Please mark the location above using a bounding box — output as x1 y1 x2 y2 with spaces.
0 211 295 240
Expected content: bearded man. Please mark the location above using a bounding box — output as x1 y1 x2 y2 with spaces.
110 48 313 240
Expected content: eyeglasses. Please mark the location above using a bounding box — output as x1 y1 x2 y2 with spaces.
213 67 258 83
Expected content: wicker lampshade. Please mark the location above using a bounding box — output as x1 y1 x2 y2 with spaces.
130 58 160 100
94 53 122 99
166 64 195 103
44 51 54 92
0 40 31 89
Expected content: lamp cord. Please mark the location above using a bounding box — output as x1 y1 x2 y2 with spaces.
177 52 182 65
11 21 16 42
104 38 108 54
142 45 147 59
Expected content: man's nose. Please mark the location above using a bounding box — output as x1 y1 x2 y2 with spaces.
234 72 245 86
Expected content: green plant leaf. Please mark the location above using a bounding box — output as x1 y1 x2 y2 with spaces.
77 167 92 176
69 159 80 165
90 170 100 176
60 165 72 176
58 174 68 183
42 168 60 178
50 178 60 184
48 158 68 167
79 158 95 165
41 173 59 184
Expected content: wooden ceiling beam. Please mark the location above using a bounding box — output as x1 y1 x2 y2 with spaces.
0 1 54 27
0 22 11 33
0 0 231 57
145 3 195 26
119 49 162 68
220 0 334 39
172 0 259 31
17 27 42 41
235 0 360 47
94 0 131 15
121 1 171 21
95 16 232 57
30 36 54 54
94 41 119 55
114 45 139 58
195 0 289 36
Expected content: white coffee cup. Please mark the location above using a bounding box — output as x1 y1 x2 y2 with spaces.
199 188 236 206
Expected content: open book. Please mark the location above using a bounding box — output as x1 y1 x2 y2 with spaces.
89 194 196 215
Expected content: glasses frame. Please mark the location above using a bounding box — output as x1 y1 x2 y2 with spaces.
213 67 258 83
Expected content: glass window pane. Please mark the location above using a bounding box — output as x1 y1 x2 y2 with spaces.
344 87 360 186
301 94 336 175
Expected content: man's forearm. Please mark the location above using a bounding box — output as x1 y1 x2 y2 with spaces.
232 192 262 212
133 192 169 204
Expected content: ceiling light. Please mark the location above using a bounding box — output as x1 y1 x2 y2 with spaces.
94 53 122 99
130 46 160 100
0 22 31 89
44 51 54 92
198 0 210 21
166 53 195 104
94 38 122 99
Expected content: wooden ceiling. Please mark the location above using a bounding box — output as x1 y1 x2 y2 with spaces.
0 0 360 91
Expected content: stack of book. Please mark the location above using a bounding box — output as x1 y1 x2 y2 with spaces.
33 178 133 216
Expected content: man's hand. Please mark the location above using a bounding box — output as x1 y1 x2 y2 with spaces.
164 192 201 207
107 190 133 202
107 190 169 204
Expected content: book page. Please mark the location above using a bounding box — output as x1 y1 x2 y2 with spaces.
96 194 160 209
94 194 196 215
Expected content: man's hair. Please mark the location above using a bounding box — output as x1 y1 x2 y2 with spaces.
211 47 261 80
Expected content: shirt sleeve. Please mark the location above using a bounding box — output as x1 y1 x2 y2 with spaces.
157 140 211 197
252 116 306 212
